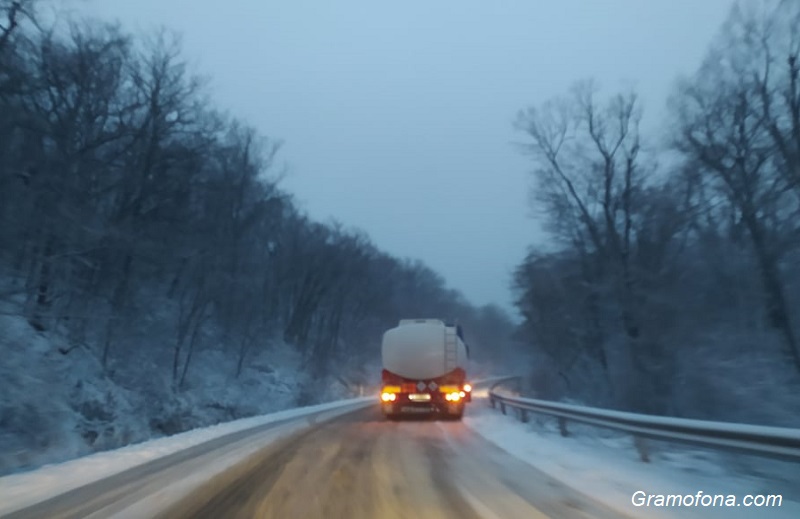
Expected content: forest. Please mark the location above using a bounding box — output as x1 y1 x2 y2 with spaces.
512 0 800 427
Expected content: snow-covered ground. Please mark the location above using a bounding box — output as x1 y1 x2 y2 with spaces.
0 309 373 476
464 390 800 519
0 396 373 516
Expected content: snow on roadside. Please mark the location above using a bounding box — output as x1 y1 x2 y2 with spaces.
464 397 800 519
0 396 374 516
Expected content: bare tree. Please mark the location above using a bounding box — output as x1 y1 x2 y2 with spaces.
515 81 658 404
0 1 34 52
673 0 800 372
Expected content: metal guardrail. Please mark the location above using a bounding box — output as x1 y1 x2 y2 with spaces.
488 377 800 463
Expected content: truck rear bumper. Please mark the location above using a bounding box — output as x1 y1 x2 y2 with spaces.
382 401 464 418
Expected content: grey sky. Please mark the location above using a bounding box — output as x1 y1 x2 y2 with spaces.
65 0 735 314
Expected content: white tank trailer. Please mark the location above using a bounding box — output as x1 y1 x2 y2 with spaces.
380 319 472 419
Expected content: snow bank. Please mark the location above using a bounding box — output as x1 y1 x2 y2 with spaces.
0 310 361 476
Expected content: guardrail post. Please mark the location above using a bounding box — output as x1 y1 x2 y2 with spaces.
520 409 529 423
558 417 568 437
500 402 506 415
489 396 495 408
634 436 650 463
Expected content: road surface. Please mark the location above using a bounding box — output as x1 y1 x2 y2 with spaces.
158 407 632 519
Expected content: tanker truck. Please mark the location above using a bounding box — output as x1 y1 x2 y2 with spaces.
380 319 472 420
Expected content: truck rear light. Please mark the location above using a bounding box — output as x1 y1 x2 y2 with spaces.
445 392 462 402
381 392 397 402
463 383 472 392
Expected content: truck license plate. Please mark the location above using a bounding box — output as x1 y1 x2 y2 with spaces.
402 406 432 413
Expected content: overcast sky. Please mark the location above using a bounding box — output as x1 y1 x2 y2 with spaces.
62 0 735 315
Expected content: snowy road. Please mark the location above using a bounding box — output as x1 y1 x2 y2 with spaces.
156 406 628 519
2 405 632 519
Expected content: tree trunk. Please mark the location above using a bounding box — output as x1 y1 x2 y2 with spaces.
745 215 800 372
102 253 133 369
178 316 203 390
